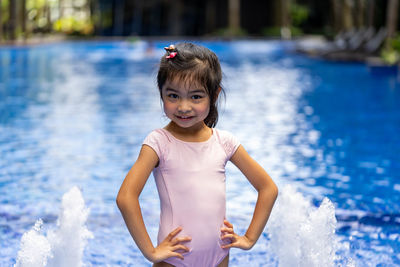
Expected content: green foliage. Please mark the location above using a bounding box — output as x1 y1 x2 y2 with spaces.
381 35 400 65
290 3 309 27
261 26 281 37
391 35 400 51
53 17 93 36
381 49 399 65
261 26 303 38
27 0 47 10
1 0 9 23
214 27 247 37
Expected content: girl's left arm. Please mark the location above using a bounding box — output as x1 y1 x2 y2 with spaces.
221 145 278 250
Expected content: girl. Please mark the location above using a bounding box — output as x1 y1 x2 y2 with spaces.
117 42 278 267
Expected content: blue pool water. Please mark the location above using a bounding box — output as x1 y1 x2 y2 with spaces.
1 40 400 266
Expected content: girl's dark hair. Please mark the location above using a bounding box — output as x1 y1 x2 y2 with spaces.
157 42 224 128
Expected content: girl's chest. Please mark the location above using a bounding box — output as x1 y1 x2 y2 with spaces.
160 142 228 173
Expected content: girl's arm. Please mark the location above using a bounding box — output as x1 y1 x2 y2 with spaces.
221 145 278 250
116 145 190 262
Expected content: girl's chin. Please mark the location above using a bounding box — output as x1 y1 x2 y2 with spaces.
170 118 205 129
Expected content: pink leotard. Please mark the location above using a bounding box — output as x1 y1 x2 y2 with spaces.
143 128 240 267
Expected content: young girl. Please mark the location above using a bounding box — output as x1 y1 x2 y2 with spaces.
117 42 278 267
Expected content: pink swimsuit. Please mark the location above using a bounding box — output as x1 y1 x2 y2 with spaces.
143 128 240 267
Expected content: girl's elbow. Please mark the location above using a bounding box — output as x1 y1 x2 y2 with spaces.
263 178 278 200
271 182 278 200
116 191 131 210
116 193 125 210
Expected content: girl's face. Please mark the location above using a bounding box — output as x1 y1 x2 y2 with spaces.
161 78 210 130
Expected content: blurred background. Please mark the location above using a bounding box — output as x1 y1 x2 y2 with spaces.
1 0 400 63
0 0 397 37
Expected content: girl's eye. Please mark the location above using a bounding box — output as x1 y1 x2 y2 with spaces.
192 95 203 100
167 94 179 99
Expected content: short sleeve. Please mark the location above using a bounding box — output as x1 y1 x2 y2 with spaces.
217 129 240 159
142 130 165 160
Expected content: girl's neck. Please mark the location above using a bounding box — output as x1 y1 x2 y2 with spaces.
164 121 212 142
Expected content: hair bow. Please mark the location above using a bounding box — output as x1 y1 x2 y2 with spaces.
164 45 177 59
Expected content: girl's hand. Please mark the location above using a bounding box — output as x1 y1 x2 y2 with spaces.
150 227 191 263
220 220 254 250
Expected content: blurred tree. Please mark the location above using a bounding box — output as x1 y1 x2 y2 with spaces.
386 0 398 39
331 0 343 32
0 0 2 40
113 0 124 35
342 0 354 30
130 0 142 35
9 0 16 39
21 0 27 38
228 0 240 33
59 0 64 18
270 0 290 38
168 0 183 35
355 0 366 28
205 0 216 34
367 0 375 28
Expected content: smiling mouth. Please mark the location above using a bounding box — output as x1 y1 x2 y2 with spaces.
176 115 194 120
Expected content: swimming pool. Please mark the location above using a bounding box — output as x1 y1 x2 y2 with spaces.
1 40 399 266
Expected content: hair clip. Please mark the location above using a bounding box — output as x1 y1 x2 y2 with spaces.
166 52 177 59
164 44 177 59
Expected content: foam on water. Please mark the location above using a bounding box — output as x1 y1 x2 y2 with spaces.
267 185 354 267
15 187 93 267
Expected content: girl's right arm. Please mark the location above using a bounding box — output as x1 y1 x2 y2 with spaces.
116 145 191 263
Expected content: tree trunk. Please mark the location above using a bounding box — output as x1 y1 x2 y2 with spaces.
46 4 51 32
59 0 64 18
131 0 142 35
169 0 183 35
356 0 365 28
21 0 27 38
9 0 17 40
280 0 290 38
367 0 375 28
113 0 125 36
331 0 343 33
386 0 399 39
205 0 216 34
342 0 354 30
228 0 240 31
281 0 290 28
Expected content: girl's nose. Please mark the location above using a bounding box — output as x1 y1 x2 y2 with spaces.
178 100 192 113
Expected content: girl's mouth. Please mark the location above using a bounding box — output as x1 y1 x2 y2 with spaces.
176 115 194 120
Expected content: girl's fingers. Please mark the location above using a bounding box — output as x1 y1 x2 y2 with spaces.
221 242 235 249
167 227 182 240
172 244 190 252
223 220 233 228
170 252 184 260
221 233 235 240
220 227 234 233
172 236 192 245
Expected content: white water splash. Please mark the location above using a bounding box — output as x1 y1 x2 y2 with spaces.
268 185 346 267
14 220 51 267
15 187 93 267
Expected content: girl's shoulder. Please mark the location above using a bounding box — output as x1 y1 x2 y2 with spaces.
213 128 241 158
142 129 173 157
144 128 176 141
144 128 168 140
213 128 239 143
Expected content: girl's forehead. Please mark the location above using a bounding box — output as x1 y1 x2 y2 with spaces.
164 77 205 92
